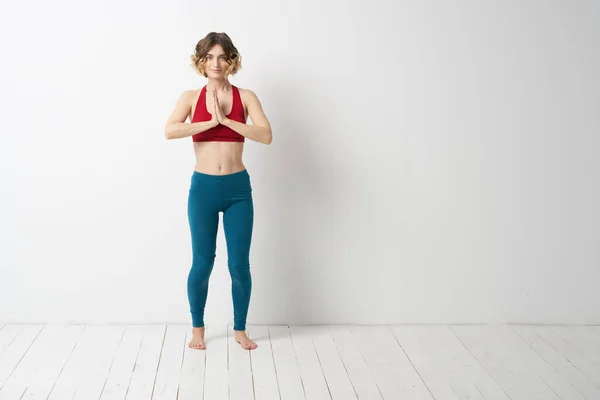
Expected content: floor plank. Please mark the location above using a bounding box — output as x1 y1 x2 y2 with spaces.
290 325 332 399
0 325 44 392
99 325 153 400
203 324 229 400
0 325 83 400
0 323 597 400
228 324 254 399
534 326 600 387
311 325 357 399
511 325 600 399
392 325 510 400
177 327 206 400
246 325 280 400
269 325 305 400
452 324 567 400
350 325 433 399
121 325 166 400
329 325 383 400
47 325 125 400
152 324 187 400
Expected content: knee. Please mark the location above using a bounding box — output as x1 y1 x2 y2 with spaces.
189 258 215 283
228 260 250 279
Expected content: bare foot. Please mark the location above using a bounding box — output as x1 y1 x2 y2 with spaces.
234 330 257 350
189 326 206 350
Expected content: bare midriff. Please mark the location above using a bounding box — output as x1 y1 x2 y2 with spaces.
193 141 246 175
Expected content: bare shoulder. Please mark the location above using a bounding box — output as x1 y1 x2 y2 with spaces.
237 87 265 113
166 89 202 124
172 89 198 108
182 88 202 110
236 87 262 116
235 86 270 131
183 88 201 101
237 87 260 102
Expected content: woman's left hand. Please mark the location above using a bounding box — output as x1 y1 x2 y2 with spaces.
213 89 230 125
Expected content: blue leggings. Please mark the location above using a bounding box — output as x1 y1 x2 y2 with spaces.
187 168 254 331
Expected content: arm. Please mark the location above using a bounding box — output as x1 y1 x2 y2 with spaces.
223 89 272 145
164 90 217 140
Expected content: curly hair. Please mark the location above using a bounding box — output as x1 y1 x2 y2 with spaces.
190 32 242 78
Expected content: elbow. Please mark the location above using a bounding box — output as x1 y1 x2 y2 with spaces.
164 125 172 140
264 131 272 145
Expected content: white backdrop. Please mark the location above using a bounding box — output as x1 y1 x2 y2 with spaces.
1 0 599 326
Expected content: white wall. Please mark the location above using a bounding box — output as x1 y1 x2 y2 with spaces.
1 0 599 326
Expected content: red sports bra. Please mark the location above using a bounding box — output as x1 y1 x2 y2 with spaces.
191 84 246 142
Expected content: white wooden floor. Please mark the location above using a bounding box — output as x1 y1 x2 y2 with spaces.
0 324 598 400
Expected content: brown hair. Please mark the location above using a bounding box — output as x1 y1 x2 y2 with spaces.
190 32 242 78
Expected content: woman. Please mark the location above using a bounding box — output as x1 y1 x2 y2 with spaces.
164 32 272 351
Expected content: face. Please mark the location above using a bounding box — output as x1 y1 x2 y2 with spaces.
204 44 229 77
